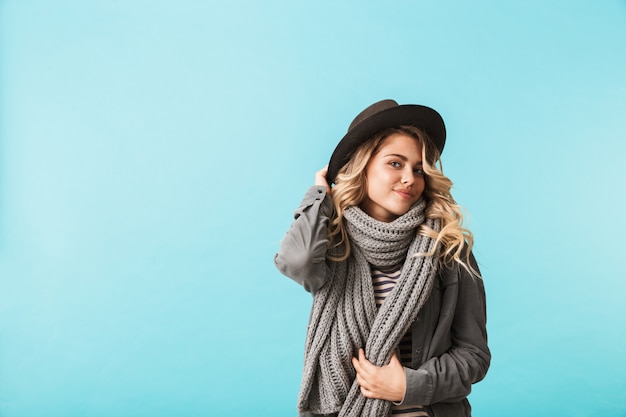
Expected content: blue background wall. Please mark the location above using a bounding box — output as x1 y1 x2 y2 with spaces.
1 1 625 416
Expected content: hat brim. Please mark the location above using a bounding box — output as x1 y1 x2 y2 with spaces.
327 104 446 185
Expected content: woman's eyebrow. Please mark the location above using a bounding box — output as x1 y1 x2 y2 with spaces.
383 153 423 165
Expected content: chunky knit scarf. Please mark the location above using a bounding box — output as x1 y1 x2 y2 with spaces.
298 198 440 417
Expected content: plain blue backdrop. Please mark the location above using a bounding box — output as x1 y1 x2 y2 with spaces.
1 1 625 416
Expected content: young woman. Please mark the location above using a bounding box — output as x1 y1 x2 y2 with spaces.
274 99 490 417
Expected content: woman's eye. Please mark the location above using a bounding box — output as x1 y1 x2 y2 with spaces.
390 161 401 168
414 168 425 176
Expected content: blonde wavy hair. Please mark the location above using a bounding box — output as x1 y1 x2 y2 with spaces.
327 125 476 274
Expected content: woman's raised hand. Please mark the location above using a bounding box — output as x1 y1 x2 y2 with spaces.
315 165 332 195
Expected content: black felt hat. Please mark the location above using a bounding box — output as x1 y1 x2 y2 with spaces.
327 99 446 185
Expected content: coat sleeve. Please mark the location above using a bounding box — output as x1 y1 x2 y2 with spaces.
401 252 491 406
273 186 333 294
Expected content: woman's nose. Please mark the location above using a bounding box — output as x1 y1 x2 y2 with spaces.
401 168 414 185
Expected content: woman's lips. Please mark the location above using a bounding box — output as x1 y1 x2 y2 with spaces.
394 189 414 199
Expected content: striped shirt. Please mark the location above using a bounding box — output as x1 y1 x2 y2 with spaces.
371 264 429 417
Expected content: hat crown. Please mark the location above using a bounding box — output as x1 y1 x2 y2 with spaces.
348 99 399 131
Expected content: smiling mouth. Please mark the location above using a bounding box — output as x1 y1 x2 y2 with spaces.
394 190 414 199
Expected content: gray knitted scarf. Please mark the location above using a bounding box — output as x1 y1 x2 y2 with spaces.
298 198 440 417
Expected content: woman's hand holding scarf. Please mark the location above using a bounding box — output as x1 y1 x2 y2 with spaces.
351 348 407 403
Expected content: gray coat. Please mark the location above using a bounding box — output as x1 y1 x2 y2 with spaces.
275 186 491 417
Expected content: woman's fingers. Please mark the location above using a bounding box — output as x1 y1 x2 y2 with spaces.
351 349 406 402
315 165 331 194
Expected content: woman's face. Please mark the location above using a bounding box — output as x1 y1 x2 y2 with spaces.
360 133 425 222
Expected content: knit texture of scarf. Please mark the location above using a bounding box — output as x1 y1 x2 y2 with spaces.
297 198 441 417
